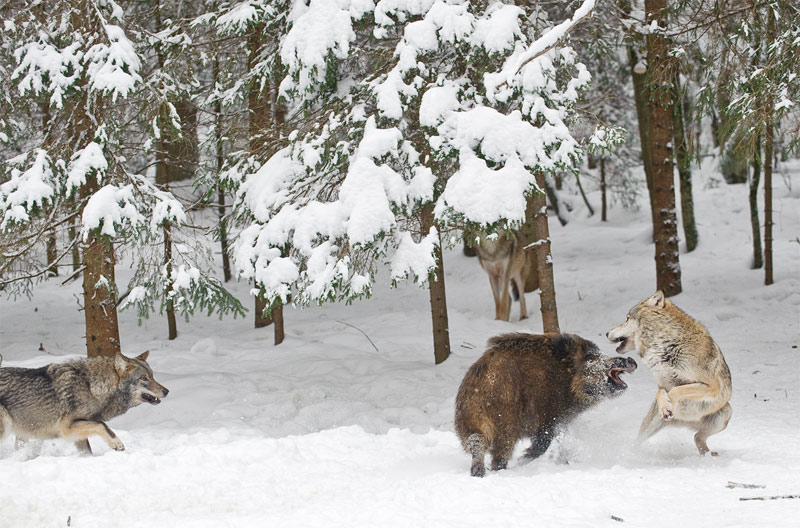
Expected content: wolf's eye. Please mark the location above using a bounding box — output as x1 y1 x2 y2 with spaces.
139 375 148 382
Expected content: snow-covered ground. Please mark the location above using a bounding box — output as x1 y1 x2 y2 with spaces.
1 163 798 527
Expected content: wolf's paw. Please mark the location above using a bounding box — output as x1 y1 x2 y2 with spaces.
659 402 674 421
109 439 125 452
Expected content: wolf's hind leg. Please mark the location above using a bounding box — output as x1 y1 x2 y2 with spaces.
693 403 732 456
636 398 667 445
0 406 10 441
74 439 93 454
61 419 124 452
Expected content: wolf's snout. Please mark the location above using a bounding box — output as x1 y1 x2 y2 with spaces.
162 387 169 397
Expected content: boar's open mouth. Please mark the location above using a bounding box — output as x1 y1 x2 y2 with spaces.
141 393 162 405
607 357 637 390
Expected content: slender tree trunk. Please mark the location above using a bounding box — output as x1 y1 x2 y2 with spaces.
749 135 764 269
518 195 541 293
646 0 682 297
671 75 698 252
630 45 657 240
249 27 274 330
164 222 177 340
600 157 607 222
763 10 775 286
82 231 121 357
213 58 232 282
764 120 774 286
69 218 80 272
532 173 559 333
420 205 450 364
270 68 286 345
750 135 763 269
575 171 594 217
46 230 58 277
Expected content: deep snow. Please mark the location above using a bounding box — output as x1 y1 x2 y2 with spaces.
1 163 798 527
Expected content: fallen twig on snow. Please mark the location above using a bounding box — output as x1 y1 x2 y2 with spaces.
336 320 379 353
727 481 766 489
740 495 800 501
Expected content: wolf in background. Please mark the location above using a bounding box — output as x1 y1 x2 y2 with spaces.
607 291 732 455
0 351 168 454
474 230 538 321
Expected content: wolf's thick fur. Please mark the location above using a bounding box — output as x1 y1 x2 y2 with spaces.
0 351 168 454
607 291 732 455
454 333 636 477
475 231 538 321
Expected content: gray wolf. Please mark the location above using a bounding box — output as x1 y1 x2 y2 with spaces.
0 351 168 454
454 333 636 477
607 290 732 455
474 231 538 321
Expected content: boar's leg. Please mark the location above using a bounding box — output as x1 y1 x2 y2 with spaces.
523 428 554 460
489 435 516 472
466 433 488 477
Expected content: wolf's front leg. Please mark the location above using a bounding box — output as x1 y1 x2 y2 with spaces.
637 398 666 445
62 419 125 452
656 387 673 420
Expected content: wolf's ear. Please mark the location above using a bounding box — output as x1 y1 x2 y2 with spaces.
135 351 150 362
114 353 129 373
647 290 665 308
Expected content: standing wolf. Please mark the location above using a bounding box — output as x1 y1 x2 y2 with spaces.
0 351 168 454
607 291 732 455
474 231 538 321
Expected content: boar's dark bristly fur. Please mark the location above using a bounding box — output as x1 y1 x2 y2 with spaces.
454 332 635 477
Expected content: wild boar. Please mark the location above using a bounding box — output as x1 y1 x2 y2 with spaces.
454 332 636 477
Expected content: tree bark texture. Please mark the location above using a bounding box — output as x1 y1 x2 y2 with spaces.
532 173 559 334
82 227 121 357
764 120 774 286
630 45 657 239
214 58 232 283
164 221 178 340
249 26 275 331
749 136 763 269
763 10 775 286
645 0 682 297
671 75 698 252
600 157 607 222
422 206 451 364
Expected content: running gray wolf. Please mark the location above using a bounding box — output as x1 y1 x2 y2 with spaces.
474 231 538 321
0 351 168 454
607 290 732 455
454 333 636 477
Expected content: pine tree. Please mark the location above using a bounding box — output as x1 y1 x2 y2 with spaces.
227 1 601 362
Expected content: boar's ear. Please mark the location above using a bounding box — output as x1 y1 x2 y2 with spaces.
551 334 575 360
647 290 665 308
135 350 150 362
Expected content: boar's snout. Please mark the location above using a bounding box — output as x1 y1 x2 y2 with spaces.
607 356 637 391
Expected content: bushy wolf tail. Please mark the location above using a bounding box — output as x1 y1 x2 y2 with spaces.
466 432 488 477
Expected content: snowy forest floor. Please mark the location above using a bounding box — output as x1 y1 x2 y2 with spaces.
1 163 799 527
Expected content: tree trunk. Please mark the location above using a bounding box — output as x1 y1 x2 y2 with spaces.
600 157 607 222
749 135 763 269
630 45 657 240
671 74 698 252
646 0 682 297
764 119 774 286
69 218 80 272
421 206 450 364
249 26 274 330
82 227 121 357
763 10 775 286
164 221 177 340
46 230 58 277
575 171 594 217
532 173 559 333
213 58 232 282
